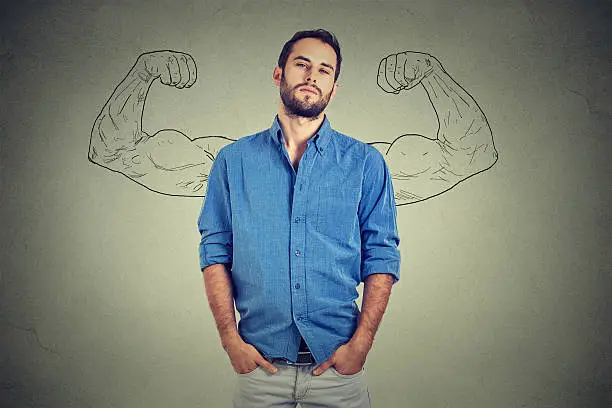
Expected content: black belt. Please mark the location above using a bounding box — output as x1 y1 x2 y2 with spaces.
296 337 314 364
270 337 314 366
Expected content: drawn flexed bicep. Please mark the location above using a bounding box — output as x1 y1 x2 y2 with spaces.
374 50 498 205
89 50 236 196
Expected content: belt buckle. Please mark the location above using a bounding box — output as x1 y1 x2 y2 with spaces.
294 351 314 366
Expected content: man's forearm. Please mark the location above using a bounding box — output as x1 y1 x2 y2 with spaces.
351 273 395 350
203 263 240 349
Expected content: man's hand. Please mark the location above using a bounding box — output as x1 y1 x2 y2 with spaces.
377 51 442 94
312 340 370 376
224 336 278 375
136 50 197 88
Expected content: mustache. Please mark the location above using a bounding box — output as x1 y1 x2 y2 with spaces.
295 83 322 95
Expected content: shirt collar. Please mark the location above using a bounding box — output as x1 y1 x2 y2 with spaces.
269 115 333 155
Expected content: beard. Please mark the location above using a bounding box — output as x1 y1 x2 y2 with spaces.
280 74 332 118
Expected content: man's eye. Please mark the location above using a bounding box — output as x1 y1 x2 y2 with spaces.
320 69 330 75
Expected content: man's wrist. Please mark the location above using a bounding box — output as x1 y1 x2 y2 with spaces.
221 331 242 351
349 331 374 353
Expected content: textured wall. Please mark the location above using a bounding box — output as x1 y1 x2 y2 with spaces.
1 1 610 407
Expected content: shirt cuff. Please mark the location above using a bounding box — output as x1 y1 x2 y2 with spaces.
199 242 233 271
361 259 400 283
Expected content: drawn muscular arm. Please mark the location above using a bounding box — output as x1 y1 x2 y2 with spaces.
88 51 235 196
374 52 498 205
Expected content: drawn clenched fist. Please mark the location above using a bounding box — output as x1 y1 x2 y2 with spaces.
136 50 197 88
377 51 442 94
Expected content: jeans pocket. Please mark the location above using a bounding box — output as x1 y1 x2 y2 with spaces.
330 366 364 379
237 366 261 377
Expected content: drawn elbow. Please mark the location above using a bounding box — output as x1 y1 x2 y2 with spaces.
452 144 498 178
483 145 499 170
88 143 99 164
469 147 498 175
88 121 106 165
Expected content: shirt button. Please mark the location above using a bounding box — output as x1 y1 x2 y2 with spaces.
295 283 301 289
295 217 301 223
295 250 300 256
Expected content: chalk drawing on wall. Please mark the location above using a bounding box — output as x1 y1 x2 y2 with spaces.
89 50 497 205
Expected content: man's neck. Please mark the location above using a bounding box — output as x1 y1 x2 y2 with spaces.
277 107 325 150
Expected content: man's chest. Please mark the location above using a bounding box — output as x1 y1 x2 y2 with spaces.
226 147 364 241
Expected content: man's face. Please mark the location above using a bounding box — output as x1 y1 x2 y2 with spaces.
274 38 338 118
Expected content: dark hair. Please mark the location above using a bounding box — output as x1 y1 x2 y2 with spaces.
277 29 342 82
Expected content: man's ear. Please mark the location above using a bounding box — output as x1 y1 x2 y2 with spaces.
272 66 282 86
329 82 339 101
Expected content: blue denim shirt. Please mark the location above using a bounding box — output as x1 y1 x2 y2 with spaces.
198 116 400 365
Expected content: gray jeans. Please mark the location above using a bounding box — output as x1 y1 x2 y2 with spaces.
233 360 371 408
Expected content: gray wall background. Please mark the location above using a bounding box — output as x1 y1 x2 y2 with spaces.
1 0 610 407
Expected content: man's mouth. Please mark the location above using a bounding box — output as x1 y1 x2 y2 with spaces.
298 86 320 95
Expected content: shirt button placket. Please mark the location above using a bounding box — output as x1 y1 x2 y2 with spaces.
290 146 315 327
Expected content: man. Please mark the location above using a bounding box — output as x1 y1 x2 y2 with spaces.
198 29 400 407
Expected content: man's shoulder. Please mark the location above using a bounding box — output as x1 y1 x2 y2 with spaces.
330 129 379 158
217 129 270 157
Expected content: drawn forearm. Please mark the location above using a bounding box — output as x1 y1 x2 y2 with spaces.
89 65 153 166
422 68 498 174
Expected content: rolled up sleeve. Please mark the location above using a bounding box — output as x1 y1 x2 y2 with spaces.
358 149 401 282
197 148 233 271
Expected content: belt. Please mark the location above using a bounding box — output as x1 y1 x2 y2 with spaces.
295 350 315 365
271 354 314 366
270 337 315 366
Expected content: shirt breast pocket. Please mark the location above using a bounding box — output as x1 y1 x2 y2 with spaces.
315 184 361 242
